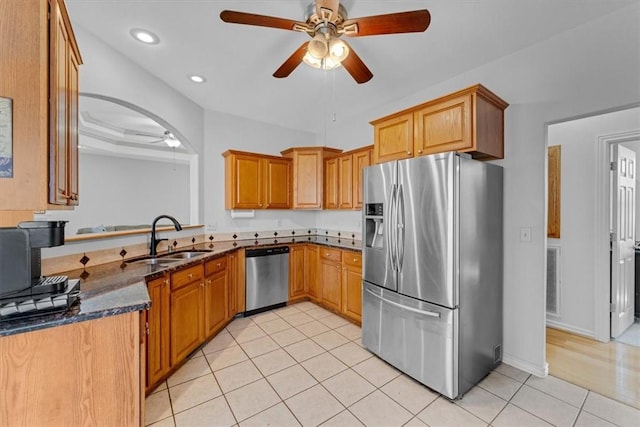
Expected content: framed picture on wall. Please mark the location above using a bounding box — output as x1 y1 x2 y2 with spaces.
0 97 13 178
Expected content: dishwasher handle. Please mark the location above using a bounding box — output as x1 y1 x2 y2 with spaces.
245 246 290 258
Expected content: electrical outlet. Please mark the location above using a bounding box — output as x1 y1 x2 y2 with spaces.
520 227 532 242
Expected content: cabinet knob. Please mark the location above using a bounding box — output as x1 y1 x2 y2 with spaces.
217 263 221 268
407 151 412 155
418 150 422 154
206 279 211 285
188 273 193 279
164 279 169 285
353 258 357 262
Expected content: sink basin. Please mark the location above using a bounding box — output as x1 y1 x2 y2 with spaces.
162 251 208 259
126 257 181 266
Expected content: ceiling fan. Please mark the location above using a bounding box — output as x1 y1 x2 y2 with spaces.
220 0 431 84
125 129 181 147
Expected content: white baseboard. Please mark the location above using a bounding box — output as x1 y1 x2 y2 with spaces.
502 352 548 378
546 319 595 339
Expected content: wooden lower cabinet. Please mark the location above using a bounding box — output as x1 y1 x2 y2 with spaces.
228 251 238 318
306 245 319 301
146 274 170 392
170 264 205 365
341 251 363 323
319 248 343 312
289 245 307 299
204 257 228 338
0 312 141 426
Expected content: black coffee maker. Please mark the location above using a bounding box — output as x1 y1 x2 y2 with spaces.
0 221 68 303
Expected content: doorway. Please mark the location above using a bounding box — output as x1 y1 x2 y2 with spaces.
545 106 640 344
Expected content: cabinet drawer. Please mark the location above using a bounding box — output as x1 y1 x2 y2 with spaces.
342 251 362 268
319 247 341 262
171 264 204 291
205 256 227 276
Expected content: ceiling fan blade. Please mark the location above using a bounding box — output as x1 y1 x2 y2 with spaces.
273 42 310 78
220 10 308 32
341 42 373 84
343 10 431 37
315 0 340 20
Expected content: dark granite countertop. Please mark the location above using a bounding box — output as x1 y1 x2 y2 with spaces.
0 236 362 337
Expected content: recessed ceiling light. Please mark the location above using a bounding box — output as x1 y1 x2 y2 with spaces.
188 75 207 83
130 28 159 45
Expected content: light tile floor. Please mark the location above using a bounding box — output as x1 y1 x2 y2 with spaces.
146 301 640 427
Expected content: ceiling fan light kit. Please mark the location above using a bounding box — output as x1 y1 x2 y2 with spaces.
220 0 431 84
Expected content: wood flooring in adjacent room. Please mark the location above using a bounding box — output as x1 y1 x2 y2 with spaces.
546 327 640 409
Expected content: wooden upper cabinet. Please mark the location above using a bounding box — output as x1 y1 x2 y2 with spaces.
223 150 291 209
324 157 339 209
371 84 508 163
373 113 414 164
324 146 372 210
264 157 291 209
338 155 353 209
414 93 472 156
352 147 372 210
49 0 82 206
0 0 81 217
281 147 342 209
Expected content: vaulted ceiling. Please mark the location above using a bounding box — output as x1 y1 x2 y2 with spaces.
66 0 637 134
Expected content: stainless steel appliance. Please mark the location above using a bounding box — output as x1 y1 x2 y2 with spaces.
362 152 503 399
245 246 289 315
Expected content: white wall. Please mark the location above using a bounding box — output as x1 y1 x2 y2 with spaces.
73 26 205 221
547 108 640 337
51 153 190 235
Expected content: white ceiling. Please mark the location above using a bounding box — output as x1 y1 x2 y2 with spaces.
66 0 637 134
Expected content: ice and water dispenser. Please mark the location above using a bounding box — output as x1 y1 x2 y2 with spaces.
365 203 384 249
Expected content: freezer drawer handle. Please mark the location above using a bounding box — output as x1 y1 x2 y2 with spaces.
364 288 441 318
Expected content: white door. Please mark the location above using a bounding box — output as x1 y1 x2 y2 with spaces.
611 144 636 338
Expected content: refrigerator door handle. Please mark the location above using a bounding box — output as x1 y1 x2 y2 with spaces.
396 183 405 270
364 287 442 318
389 184 398 271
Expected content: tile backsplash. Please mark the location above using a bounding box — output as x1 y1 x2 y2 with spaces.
42 228 362 276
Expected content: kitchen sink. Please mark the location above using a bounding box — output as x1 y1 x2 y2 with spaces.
127 257 182 266
162 251 209 259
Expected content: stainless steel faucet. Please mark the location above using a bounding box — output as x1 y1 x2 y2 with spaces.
150 215 183 256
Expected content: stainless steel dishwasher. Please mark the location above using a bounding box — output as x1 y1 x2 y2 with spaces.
245 246 289 315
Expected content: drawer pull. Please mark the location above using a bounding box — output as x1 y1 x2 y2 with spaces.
353 258 357 262
216 263 221 268
188 273 193 279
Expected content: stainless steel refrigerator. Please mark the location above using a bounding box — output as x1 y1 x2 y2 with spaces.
361 151 503 399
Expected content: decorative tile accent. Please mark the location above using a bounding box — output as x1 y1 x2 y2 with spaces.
79 254 90 265
233 234 238 239
254 233 259 238
208 243 214 249
209 235 214 241
120 262 127 270
291 231 296 235
191 237 196 244
173 240 178 247
80 270 90 280
119 248 127 258
274 231 278 236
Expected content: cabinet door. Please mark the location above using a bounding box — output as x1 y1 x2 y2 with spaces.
306 245 320 300
227 153 262 209
292 150 323 209
50 4 69 205
67 51 80 205
227 252 238 319
289 245 306 299
170 281 204 365
204 269 227 338
373 113 414 164
338 155 353 209
414 94 472 156
342 252 363 323
324 158 339 209
146 275 170 390
320 250 342 311
352 148 371 210
264 157 291 209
